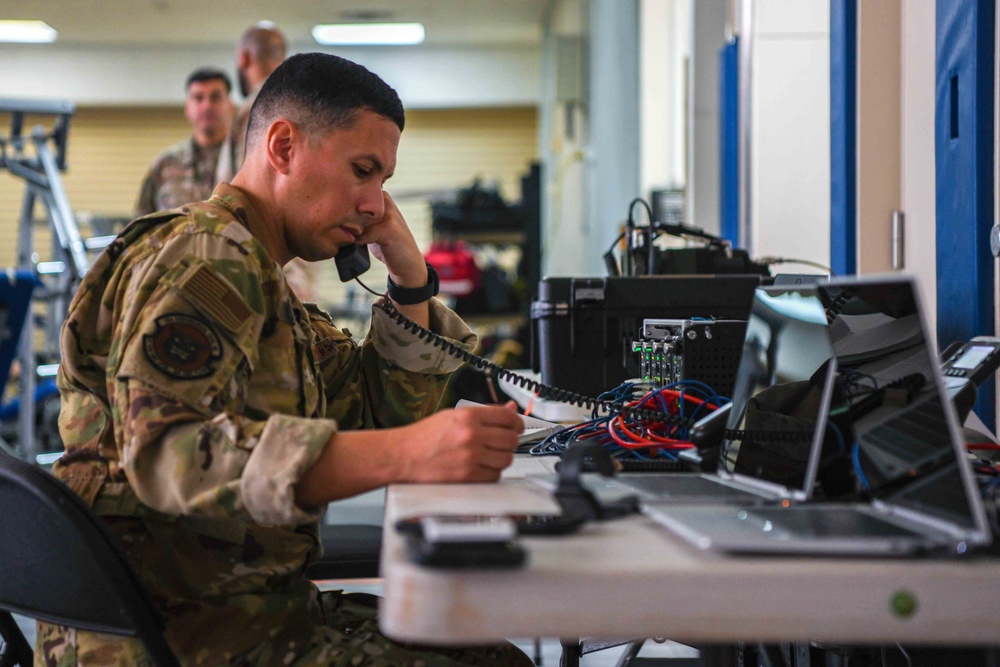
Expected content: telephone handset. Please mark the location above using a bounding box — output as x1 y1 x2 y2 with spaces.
335 244 371 282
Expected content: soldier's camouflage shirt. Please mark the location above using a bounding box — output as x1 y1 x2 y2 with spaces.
135 138 225 217
51 183 478 665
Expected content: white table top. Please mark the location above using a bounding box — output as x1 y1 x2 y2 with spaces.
378 463 1000 647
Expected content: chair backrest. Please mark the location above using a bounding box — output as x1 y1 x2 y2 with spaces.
0 449 180 667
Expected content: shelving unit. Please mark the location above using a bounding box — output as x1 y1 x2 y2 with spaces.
427 164 541 406
428 163 541 321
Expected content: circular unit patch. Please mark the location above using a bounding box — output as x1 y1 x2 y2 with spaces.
143 313 223 380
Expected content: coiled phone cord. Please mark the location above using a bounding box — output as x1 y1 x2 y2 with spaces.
374 298 681 425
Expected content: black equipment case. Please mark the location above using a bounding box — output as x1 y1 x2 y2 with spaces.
530 275 760 398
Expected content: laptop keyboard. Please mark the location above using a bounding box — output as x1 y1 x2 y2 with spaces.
620 474 757 499
860 398 948 462
743 507 923 538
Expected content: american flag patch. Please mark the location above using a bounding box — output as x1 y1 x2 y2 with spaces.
179 263 252 332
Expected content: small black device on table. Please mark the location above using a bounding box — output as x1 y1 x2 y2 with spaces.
394 513 584 569
940 336 1000 422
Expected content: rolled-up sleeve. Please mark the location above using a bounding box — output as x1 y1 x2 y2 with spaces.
240 413 336 524
368 297 478 374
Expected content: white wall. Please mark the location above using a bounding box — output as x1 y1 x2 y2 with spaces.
585 0 641 275
689 0 726 234
640 0 689 200
901 1 937 332
751 0 830 268
539 0 590 279
0 43 540 109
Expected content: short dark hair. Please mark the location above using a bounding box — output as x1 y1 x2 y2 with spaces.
245 53 405 153
185 67 232 94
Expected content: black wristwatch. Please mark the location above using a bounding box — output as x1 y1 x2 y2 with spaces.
386 262 440 305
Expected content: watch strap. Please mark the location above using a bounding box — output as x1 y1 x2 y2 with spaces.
386 262 440 305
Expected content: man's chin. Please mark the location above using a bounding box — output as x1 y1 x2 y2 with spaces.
295 247 335 263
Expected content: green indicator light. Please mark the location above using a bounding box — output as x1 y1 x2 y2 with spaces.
890 591 918 618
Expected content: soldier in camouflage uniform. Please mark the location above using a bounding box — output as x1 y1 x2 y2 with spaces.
135 67 235 217
228 22 287 178
44 53 530 666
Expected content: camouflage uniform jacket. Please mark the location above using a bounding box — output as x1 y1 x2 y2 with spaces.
53 183 477 665
135 138 225 217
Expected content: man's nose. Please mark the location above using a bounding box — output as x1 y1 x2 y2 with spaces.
359 187 385 219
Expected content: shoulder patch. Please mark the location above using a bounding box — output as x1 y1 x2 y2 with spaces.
314 336 341 363
143 313 223 379
178 263 252 332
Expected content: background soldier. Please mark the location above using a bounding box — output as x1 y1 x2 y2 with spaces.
228 21 287 175
135 67 234 216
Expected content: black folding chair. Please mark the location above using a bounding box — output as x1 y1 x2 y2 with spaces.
0 449 180 667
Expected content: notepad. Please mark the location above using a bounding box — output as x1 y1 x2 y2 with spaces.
503 456 559 478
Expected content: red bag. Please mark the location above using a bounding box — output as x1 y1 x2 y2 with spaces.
424 240 482 297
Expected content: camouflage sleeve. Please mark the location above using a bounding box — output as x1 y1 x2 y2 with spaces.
134 167 158 217
113 231 330 526
309 297 478 429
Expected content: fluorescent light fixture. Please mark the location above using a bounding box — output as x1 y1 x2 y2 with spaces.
312 22 424 46
0 20 57 44
36 364 60 377
37 451 63 466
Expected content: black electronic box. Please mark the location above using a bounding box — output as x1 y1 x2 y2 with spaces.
530 275 760 397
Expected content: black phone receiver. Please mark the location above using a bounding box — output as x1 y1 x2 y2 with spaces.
335 244 371 282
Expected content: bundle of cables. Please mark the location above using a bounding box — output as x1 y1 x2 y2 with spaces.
835 370 928 493
967 442 1000 534
528 379 729 462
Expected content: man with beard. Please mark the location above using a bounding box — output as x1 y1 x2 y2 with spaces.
228 21 287 174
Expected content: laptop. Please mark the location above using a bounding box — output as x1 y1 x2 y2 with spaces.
530 285 841 506
643 275 993 556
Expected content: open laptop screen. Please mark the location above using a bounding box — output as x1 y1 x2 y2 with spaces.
720 287 835 493
818 280 979 529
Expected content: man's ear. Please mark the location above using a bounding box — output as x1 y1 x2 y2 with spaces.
237 49 251 72
264 119 295 175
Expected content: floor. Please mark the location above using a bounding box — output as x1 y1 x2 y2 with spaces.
307 579 699 666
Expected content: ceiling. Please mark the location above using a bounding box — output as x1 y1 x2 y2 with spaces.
2 0 552 48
